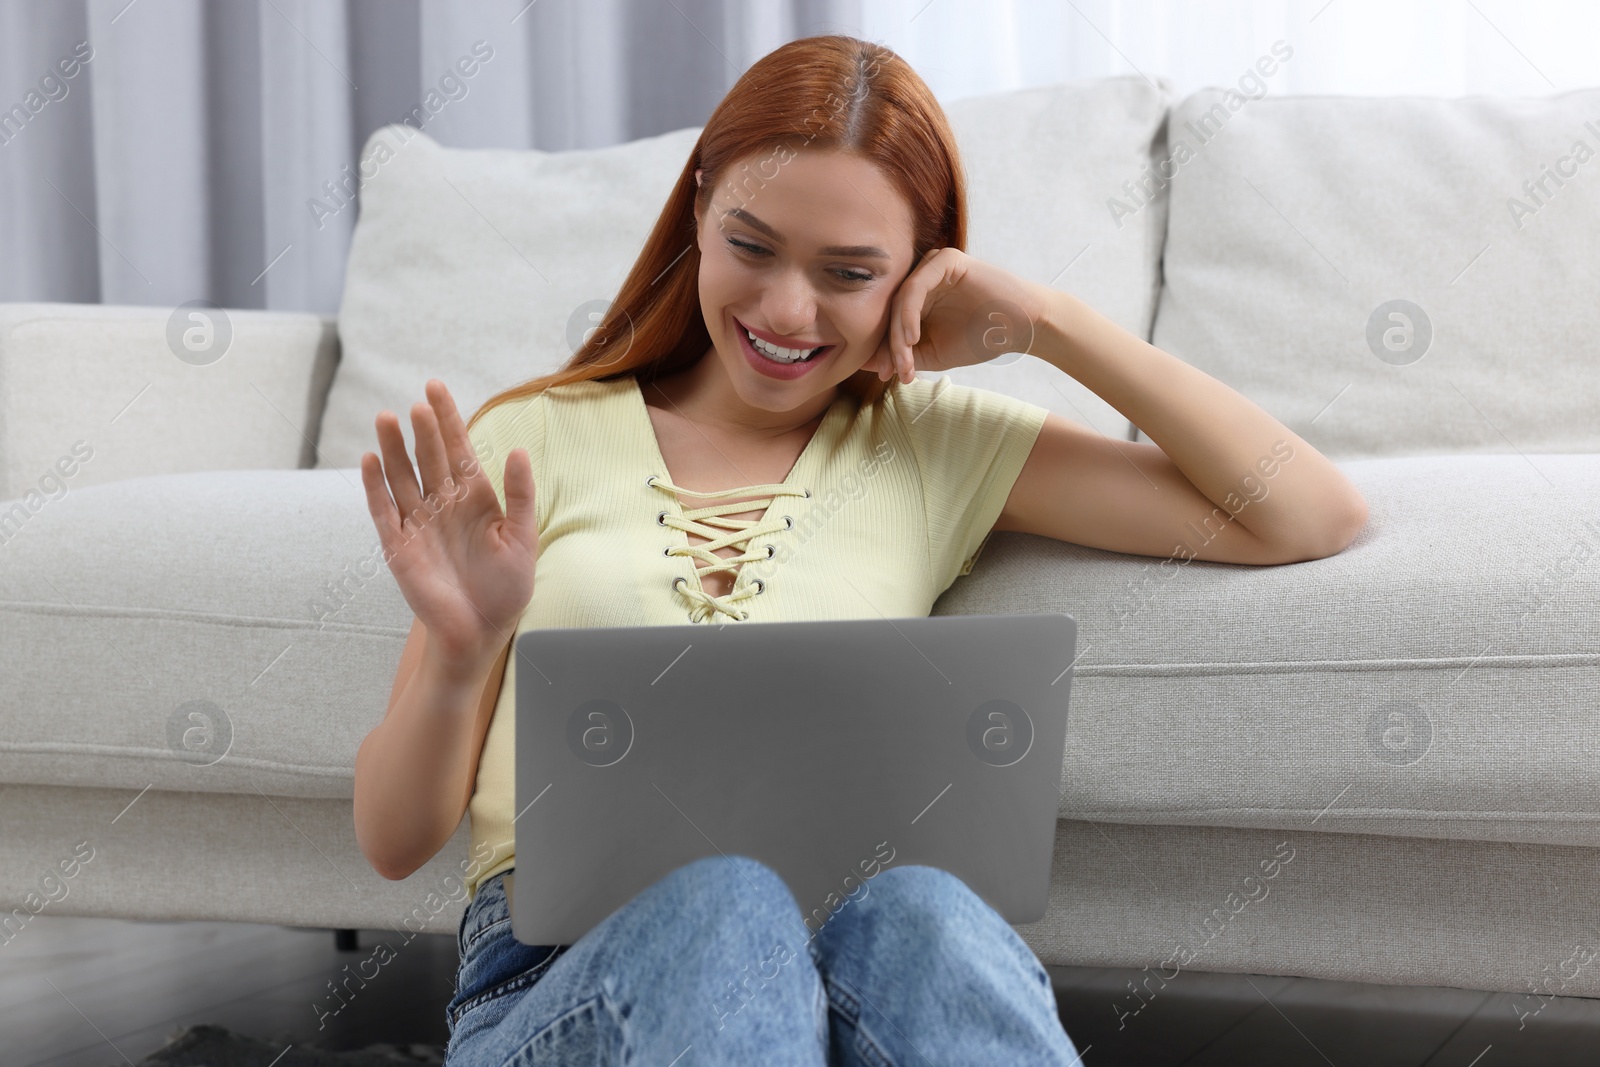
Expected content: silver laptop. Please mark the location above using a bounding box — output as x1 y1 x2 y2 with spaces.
508 612 1077 946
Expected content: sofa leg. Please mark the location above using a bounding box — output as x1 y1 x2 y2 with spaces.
334 928 359 951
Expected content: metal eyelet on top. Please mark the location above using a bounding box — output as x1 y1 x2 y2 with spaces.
764 545 775 559
645 475 657 488
803 489 811 498
657 510 669 526
673 577 687 591
663 546 673 556
782 516 793 529
753 578 766 593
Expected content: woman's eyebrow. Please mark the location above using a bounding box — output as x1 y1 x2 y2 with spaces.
719 205 892 260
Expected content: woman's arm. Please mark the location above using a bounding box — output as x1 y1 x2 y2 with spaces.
354 618 509 881
1023 286 1369 558
354 379 537 880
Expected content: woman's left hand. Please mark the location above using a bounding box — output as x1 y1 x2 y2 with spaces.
865 248 1051 384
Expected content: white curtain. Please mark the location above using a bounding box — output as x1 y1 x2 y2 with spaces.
2 0 1596 314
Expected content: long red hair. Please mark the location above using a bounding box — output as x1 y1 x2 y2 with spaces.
466 33 967 436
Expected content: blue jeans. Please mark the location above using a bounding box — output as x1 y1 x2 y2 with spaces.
444 855 1082 1065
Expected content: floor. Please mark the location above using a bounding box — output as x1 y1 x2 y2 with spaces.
1047 964 1600 1065
5 914 1598 1066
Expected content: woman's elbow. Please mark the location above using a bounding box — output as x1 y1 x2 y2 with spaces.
1316 493 1369 558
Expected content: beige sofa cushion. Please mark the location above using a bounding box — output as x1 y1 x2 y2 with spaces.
1149 87 1600 461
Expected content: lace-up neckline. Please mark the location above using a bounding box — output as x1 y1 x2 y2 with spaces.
632 376 846 623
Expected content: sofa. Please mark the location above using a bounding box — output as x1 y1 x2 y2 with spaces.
4 69 1599 1009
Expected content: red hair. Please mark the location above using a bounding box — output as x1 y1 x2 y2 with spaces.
466 33 967 435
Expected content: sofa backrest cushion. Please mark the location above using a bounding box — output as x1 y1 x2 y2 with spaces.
314 74 1173 470
316 119 697 472
936 76 1171 439
1150 86 1600 460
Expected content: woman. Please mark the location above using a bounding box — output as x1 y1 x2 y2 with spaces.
354 33 1367 1067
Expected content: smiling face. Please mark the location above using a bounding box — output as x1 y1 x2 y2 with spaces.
691 148 917 419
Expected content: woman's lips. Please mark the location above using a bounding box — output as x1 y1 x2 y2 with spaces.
734 317 832 379
734 317 831 357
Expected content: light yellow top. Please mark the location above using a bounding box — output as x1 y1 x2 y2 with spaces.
459 372 1050 908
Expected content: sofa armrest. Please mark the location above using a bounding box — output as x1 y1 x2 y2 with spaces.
0 302 339 499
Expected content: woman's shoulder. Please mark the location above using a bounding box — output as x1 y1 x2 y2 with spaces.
476 375 633 423
884 373 1043 426
535 374 637 411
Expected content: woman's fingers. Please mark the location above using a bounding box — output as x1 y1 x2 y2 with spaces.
410 396 452 506
887 247 946 383
359 451 403 555
900 323 913 380
375 409 425 523
373 381 493 554
429 380 485 498
869 333 894 381
500 446 537 549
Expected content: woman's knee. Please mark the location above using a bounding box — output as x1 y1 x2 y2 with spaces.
863 863 971 909
817 864 1050 995
825 863 989 941
622 856 823 1036
662 853 798 911
631 854 807 945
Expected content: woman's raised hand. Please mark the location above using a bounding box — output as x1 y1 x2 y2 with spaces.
360 379 537 666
